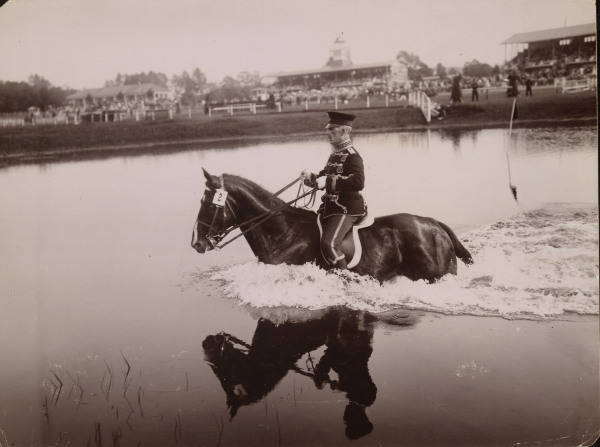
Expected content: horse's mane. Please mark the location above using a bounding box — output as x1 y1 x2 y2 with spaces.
224 174 316 220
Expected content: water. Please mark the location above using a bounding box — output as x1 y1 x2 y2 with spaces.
0 127 598 446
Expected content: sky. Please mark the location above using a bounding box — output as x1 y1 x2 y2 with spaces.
0 0 596 89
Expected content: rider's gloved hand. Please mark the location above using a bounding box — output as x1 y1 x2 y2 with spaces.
315 176 326 190
301 170 317 187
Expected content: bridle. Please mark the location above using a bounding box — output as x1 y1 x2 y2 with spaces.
194 175 238 249
193 174 319 250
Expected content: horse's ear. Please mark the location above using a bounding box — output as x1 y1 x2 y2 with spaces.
203 168 219 188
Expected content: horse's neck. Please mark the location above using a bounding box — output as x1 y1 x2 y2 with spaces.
231 186 312 262
232 188 284 234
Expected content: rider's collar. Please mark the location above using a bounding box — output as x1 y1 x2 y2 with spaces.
331 139 353 153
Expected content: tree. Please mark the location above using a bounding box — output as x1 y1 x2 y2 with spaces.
396 51 433 81
104 71 169 88
28 74 51 89
236 71 261 87
435 63 447 79
0 81 36 112
170 68 207 105
462 59 494 78
220 76 245 102
192 68 207 88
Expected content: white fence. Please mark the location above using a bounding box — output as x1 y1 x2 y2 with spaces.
0 118 26 128
0 116 75 127
209 103 266 116
408 90 432 123
557 76 597 94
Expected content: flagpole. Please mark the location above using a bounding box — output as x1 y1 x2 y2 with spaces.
506 97 518 201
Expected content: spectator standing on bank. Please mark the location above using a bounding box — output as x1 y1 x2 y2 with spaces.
525 78 533 96
450 75 462 104
471 80 479 102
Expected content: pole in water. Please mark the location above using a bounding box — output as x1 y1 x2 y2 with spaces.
506 97 518 201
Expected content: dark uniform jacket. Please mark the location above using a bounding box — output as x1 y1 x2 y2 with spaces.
315 141 366 218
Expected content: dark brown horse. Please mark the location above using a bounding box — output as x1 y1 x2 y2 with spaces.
192 170 472 282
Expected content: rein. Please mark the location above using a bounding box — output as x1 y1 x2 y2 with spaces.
197 175 319 250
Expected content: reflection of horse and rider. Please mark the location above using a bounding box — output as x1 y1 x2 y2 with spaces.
202 307 413 439
191 110 473 282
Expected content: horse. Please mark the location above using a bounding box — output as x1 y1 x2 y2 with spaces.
191 170 473 282
202 306 409 438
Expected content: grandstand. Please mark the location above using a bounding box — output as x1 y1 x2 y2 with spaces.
502 23 596 83
267 36 408 91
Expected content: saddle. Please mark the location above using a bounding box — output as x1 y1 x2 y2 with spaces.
317 213 375 269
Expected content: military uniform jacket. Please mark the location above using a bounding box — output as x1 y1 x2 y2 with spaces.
317 142 366 218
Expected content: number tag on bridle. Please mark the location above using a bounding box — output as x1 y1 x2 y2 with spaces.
212 189 228 207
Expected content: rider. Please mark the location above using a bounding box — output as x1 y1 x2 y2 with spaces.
302 111 367 270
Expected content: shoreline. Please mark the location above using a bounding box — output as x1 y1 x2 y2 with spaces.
0 116 596 168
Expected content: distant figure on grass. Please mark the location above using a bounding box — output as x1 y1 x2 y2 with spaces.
450 75 463 104
302 111 367 271
471 80 479 102
507 71 519 97
525 78 533 96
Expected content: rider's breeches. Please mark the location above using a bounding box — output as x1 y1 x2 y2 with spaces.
320 214 359 266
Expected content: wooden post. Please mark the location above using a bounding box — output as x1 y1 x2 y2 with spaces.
209 107 212 117
385 94 389 108
188 107 192 119
304 98 308 111
277 102 281 113
334 95 338 110
169 108 173 120
366 95 370 108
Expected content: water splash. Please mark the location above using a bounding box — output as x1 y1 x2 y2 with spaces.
199 204 598 320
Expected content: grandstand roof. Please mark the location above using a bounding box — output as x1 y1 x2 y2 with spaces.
268 61 396 78
67 83 168 100
502 23 596 44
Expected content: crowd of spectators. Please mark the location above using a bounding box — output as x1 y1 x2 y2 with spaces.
509 43 596 86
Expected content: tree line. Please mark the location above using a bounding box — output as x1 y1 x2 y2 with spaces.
1 55 502 113
102 68 262 105
0 75 73 113
396 51 501 81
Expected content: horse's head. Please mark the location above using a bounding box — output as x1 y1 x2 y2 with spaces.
191 169 238 253
202 331 290 420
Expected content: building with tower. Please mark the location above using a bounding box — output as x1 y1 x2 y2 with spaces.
267 36 408 91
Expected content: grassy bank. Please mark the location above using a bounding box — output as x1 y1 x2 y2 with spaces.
0 88 596 165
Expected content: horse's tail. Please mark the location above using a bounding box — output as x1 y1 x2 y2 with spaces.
438 221 473 265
